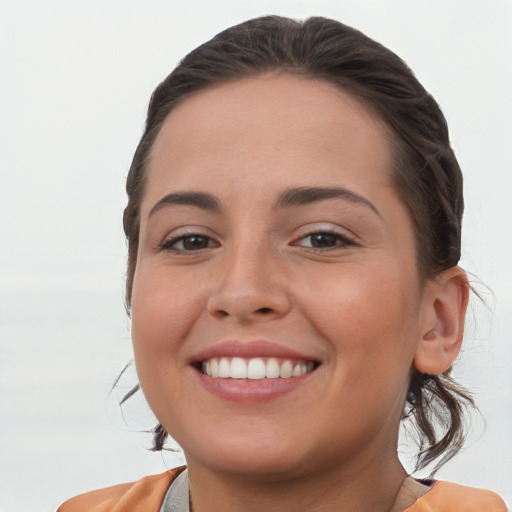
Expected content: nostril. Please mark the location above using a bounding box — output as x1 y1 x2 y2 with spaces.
256 307 273 314
212 306 274 320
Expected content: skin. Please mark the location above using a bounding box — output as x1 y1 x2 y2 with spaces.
130 74 465 511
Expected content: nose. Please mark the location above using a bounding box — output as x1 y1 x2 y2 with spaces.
206 245 291 323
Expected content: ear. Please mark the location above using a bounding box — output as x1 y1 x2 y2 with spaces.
414 267 469 375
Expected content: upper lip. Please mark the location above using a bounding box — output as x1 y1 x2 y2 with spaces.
190 340 319 363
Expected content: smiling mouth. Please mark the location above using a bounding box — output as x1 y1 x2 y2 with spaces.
196 357 319 380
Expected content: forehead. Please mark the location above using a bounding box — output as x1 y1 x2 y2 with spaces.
144 74 394 212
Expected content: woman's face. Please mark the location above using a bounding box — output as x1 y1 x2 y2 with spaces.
131 74 435 479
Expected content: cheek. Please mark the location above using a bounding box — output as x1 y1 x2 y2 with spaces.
300 265 421 369
130 268 201 389
129 270 199 423
132 266 194 337
306 271 419 425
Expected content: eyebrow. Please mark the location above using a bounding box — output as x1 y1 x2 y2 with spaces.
275 186 381 217
148 186 380 218
149 191 222 217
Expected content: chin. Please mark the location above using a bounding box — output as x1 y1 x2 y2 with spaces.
183 434 312 480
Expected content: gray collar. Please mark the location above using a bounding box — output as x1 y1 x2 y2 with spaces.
159 469 190 512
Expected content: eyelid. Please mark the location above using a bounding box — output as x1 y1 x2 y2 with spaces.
157 226 221 252
290 224 359 250
163 235 219 252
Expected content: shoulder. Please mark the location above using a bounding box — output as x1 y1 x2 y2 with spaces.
406 480 508 512
57 466 186 512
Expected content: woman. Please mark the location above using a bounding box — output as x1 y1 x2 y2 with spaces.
59 15 507 511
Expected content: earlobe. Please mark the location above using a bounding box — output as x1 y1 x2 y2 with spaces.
414 267 469 375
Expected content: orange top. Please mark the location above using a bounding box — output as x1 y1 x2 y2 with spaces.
404 481 507 511
57 467 184 512
58 467 508 512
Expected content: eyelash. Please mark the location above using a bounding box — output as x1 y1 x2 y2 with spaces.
159 233 219 253
292 229 357 251
159 229 356 254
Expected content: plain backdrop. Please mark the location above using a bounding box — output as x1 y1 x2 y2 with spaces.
0 1 511 510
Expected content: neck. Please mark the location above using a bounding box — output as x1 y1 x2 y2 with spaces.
186 452 414 512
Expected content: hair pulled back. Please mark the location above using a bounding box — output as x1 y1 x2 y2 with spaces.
122 15 473 473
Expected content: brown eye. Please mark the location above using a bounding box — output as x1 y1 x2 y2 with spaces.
294 231 354 250
180 235 210 250
162 234 217 252
309 233 340 248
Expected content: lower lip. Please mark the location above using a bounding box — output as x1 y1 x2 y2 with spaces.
195 369 315 404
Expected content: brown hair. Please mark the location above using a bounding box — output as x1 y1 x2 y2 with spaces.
122 15 474 472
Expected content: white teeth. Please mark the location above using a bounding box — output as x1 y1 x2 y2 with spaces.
201 357 315 379
210 358 219 378
230 357 247 378
265 358 280 379
279 360 293 378
219 358 231 378
247 358 266 379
